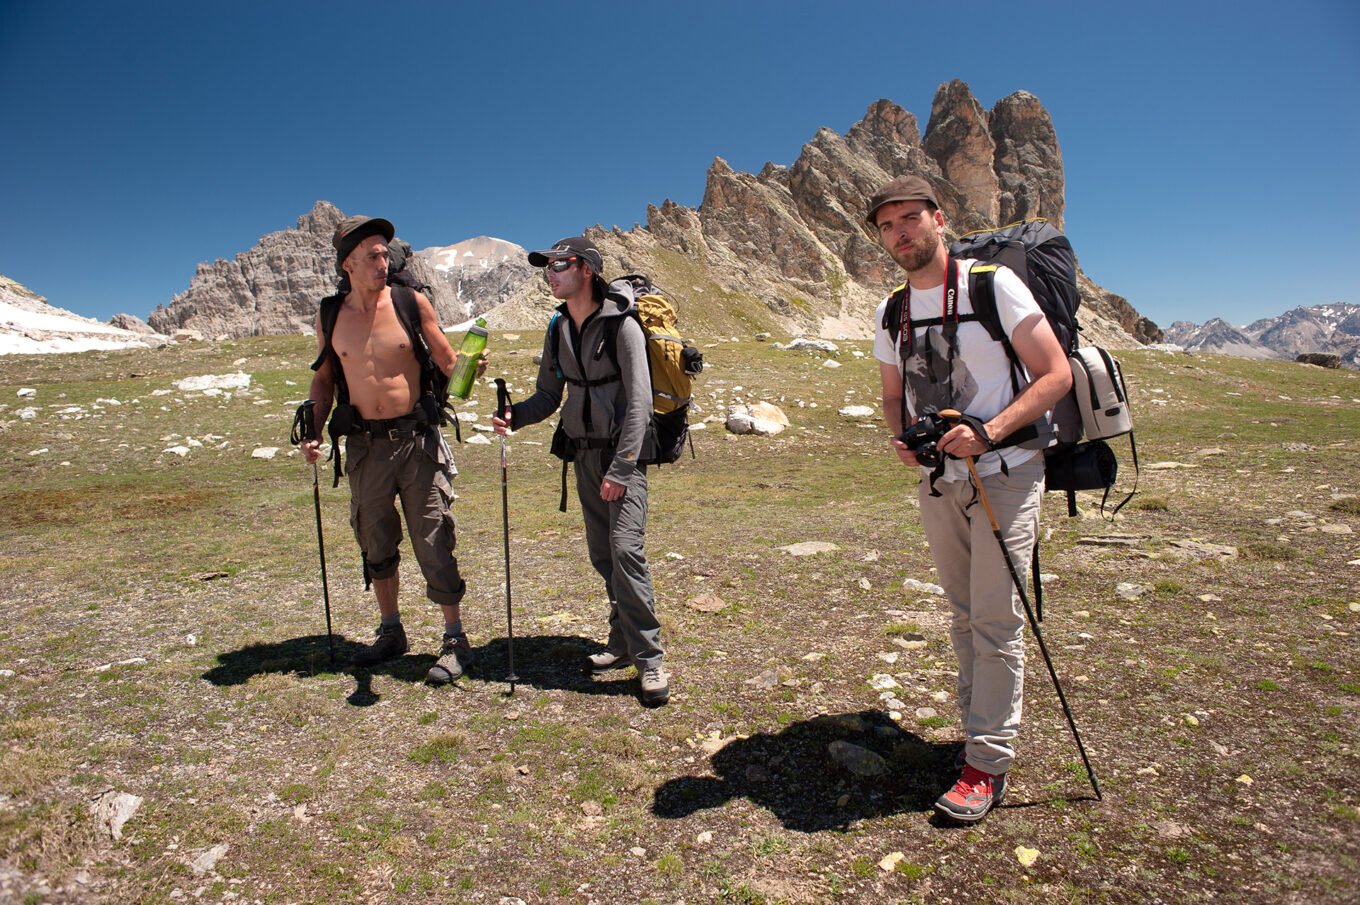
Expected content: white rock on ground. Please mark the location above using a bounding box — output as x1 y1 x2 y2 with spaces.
838 405 876 417
173 373 251 392
90 790 143 841
778 541 839 556
188 843 229 876
726 401 790 436
903 578 945 595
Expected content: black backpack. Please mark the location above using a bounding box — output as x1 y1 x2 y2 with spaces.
950 220 1138 520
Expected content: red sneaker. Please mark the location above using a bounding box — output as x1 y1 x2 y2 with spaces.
934 764 1007 823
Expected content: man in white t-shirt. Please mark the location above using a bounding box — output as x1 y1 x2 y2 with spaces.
868 175 1072 822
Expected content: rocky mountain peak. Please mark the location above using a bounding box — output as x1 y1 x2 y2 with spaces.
990 90 1064 227
923 80 1000 225
590 83 1149 344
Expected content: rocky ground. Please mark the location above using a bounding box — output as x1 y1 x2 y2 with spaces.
0 335 1356 904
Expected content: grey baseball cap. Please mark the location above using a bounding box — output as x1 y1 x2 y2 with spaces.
527 236 605 274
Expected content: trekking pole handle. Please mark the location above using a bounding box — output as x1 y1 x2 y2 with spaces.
494 378 511 420
938 408 996 452
290 399 317 447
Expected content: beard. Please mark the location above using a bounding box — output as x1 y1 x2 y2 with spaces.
890 228 940 273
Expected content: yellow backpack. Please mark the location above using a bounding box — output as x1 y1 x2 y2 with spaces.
633 285 698 415
618 275 703 463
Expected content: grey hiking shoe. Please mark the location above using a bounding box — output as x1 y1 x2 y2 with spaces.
353 622 408 667
587 650 630 675
427 634 474 685
639 664 670 706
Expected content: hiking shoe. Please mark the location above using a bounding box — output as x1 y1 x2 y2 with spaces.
426 634 474 685
639 665 670 707
587 649 631 674
934 765 1007 823
353 622 408 667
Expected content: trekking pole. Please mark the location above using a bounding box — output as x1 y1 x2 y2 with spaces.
941 411 1102 800
494 379 519 694
290 401 335 667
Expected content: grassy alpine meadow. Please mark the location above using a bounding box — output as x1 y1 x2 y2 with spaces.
0 333 1357 904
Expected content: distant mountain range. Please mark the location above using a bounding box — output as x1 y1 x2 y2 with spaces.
126 81 1158 347
1162 304 1360 368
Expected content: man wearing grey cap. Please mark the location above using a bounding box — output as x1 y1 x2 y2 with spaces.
301 215 483 685
866 176 1072 822
491 236 670 707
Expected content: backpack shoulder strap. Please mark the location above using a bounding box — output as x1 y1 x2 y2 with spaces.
312 293 349 404
967 263 1023 394
965 265 1009 346
881 283 908 343
601 308 644 374
548 311 564 377
389 285 430 363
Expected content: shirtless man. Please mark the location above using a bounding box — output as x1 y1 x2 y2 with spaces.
301 215 478 683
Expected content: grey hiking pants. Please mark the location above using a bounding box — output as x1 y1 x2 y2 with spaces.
574 450 664 669
918 456 1044 776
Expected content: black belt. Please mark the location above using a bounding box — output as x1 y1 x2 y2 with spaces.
358 413 429 440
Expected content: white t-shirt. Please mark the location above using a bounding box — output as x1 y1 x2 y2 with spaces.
873 259 1044 481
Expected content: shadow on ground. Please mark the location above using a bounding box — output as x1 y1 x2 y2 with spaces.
200 633 637 705
201 634 365 685
653 709 960 832
466 634 637 699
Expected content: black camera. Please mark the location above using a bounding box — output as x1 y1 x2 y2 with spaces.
897 411 953 467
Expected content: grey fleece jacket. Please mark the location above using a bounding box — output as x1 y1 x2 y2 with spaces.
510 280 652 484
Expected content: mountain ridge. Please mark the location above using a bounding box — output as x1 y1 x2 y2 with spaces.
91 83 1165 346
1164 303 1360 367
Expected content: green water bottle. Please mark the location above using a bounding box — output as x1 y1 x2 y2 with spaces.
448 317 488 400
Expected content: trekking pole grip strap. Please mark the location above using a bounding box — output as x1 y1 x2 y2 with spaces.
290 400 317 446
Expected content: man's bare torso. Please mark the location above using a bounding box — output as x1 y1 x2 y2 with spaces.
331 287 422 420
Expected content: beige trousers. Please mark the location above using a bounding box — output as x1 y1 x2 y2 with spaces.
918 456 1044 775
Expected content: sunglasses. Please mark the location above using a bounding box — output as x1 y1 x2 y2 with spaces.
544 256 579 274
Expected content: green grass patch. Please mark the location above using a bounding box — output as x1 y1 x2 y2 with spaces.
1242 541 1298 561
408 733 467 765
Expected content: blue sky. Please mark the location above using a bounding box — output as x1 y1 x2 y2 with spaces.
1 0 1357 330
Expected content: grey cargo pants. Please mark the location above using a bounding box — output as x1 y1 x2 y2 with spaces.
573 451 664 670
